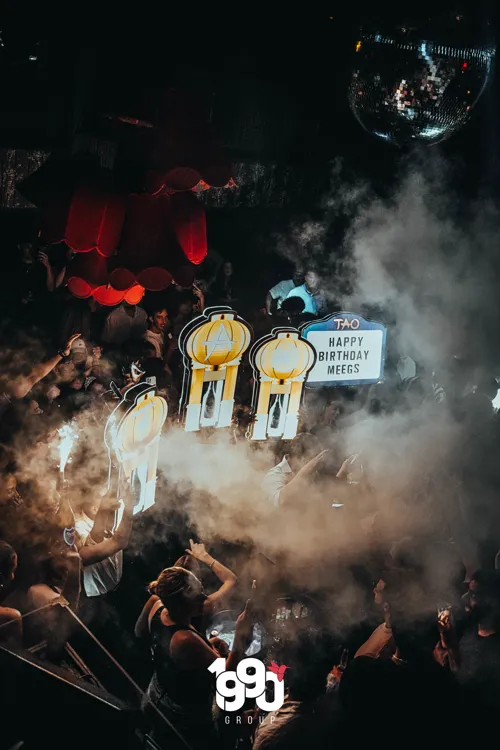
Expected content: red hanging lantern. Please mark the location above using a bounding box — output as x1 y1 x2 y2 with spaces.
66 250 109 299
110 193 195 291
92 284 145 306
65 184 126 257
170 191 207 265
124 284 146 305
17 154 126 258
66 276 95 300
66 249 145 306
16 90 234 308
93 285 127 306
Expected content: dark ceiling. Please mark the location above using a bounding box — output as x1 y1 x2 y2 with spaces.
0 1 498 209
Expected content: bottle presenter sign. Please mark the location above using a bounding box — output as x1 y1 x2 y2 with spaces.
248 327 316 441
179 306 252 432
104 382 168 514
300 312 387 387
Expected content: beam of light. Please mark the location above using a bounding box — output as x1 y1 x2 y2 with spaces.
420 125 449 139
373 131 391 141
492 388 500 411
105 413 121 457
57 422 79 474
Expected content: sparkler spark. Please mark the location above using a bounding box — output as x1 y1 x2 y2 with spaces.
57 422 79 474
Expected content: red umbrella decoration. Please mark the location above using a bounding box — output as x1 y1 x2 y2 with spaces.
16 91 234 305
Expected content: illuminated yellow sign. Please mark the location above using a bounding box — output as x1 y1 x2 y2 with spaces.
104 382 167 514
248 327 316 441
179 306 252 432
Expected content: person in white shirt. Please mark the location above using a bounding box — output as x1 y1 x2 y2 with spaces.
74 479 135 597
262 433 326 509
102 302 148 346
144 306 170 359
285 270 326 316
266 271 304 315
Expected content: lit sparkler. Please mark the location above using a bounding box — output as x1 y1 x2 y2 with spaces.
57 422 79 476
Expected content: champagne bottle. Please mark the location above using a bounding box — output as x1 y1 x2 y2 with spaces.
202 381 216 420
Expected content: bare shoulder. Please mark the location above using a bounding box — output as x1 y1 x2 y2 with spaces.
169 627 217 669
170 627 212 657
170 628 202 647
0 606 21 623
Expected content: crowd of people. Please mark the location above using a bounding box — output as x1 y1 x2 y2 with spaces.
1 237 500 749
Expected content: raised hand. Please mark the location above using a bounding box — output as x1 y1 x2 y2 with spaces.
38 251 50 268
63 333 81 357
302 449 328 475
336 454 361 480
119 474 135 507
185 538 211 564
210 636 230 657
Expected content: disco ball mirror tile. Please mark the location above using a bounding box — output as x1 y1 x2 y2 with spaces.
348 34 495 146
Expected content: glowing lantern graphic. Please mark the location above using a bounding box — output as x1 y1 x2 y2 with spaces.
179 306 252 431
104 382 167 515
248 328 316 441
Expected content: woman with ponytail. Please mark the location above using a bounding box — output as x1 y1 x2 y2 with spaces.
136 563 251 750
135 539 238 640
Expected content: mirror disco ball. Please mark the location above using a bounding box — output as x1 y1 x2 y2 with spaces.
348 33 495 146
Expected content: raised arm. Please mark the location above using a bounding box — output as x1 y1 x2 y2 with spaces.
185 540 238 614
38 251 56 293
88 488 122 544
9 333 81 399
277 450 328 509
265 292 273 316
55 265 67 290
193 284 205 313
79 481 135 567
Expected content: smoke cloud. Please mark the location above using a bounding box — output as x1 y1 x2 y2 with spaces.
5 154 499 632
149 156 500 624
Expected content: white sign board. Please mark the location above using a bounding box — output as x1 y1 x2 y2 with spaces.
301 313 387 387
306 330 384 383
